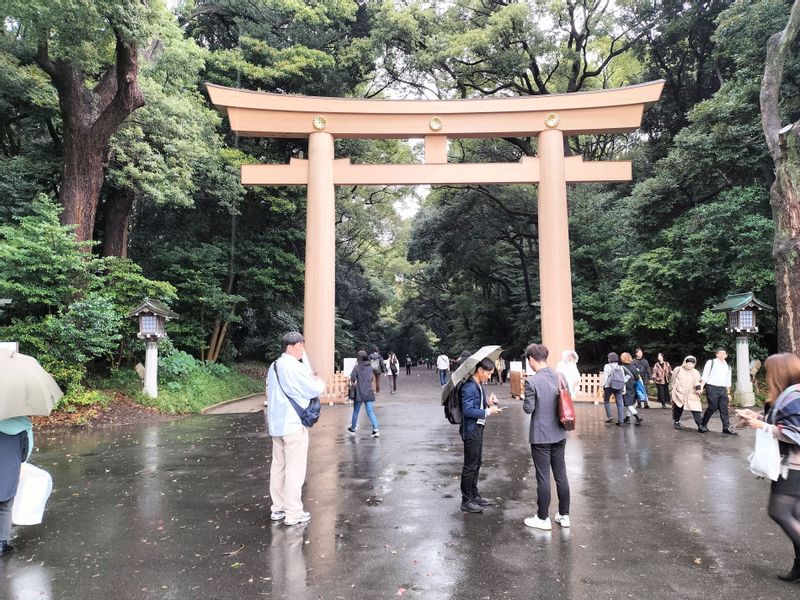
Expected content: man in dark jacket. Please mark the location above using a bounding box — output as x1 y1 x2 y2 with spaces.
633 348 652 409
368 347 386 393
459 357 501 514
522 343 570 531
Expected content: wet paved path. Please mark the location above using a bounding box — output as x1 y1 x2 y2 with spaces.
2 367 798 599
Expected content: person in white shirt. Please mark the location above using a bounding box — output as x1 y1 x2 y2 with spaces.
266 332 326 526
556 350 581 398
700 348 737 435
437 353 450 387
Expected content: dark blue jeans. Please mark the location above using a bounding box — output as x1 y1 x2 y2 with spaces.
350 401 378 430
439 369 448 386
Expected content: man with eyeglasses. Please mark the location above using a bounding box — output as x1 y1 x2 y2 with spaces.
701 348 737 436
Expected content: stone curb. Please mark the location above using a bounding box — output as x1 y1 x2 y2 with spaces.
200 393 265 414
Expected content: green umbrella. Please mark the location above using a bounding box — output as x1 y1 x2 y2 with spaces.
0 347 63 419
441 345 503 404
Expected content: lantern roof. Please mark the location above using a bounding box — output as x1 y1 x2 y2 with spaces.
710 292 773 313
127 298 179 320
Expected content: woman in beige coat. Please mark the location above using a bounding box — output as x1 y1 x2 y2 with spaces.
670 356 707 432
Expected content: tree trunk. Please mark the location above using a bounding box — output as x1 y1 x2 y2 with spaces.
769 139 800 353
101 188 135 258
35 33 144 246
760 0 800 353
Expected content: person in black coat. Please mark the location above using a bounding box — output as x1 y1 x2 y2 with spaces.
620 352 643 426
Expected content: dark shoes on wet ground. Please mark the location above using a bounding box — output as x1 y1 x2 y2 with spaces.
673 421 682 430
722 429 739 436
472 496 494 507
0 541 14 557
778 559 800 582
461 500 484 513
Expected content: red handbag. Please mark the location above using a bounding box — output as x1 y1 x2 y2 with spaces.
556 374 576 431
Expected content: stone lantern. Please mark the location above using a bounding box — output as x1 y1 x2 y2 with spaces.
710 292 773 406
127 298 178 399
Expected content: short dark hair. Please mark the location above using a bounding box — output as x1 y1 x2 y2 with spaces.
281 331 304 351
357 349 369 363
525 343 549 362
474 357 496 373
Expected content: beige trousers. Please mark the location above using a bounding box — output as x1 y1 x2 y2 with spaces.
269 427 309 519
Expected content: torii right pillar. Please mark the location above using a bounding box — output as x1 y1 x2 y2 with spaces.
537 128 575 365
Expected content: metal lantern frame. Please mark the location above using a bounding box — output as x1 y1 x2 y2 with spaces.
127 298 178 341
710 292 773 334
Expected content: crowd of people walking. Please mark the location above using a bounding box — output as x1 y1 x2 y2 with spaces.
3 331 798 587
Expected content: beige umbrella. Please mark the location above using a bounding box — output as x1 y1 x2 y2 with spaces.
0 347 63 419
441 345 503 404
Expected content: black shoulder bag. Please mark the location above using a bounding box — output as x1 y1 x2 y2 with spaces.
272 363 321 428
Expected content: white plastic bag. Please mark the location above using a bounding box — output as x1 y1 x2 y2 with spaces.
11 462 53 525
748 428 782 481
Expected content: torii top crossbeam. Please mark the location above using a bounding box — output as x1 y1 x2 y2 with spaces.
207 81 664 186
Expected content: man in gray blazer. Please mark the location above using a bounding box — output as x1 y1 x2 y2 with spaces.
522 343 571 531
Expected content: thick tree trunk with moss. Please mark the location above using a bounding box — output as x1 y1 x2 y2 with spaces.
35 33 144 246
101 188 135 258
761 0 800 353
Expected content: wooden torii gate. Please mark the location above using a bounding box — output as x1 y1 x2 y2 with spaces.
208 81 664 379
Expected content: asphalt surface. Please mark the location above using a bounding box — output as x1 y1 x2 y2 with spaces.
2 367 798 599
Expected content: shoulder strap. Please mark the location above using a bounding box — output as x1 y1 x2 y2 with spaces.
271 362 305 420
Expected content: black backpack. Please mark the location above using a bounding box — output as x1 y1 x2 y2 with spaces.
443 380 465 424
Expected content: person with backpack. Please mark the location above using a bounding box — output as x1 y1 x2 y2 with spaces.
347 350 380 438
670 356 706 432
405 354 412 375
266 332 326 526
459 357 501 514
368 347 386 394
602 352 628 425
522 343 571 530
633 348 652 409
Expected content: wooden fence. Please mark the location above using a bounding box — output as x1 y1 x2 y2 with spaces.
321 372 351 404
575 372 605 402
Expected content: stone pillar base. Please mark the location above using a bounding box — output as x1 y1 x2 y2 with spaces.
733 391 755 407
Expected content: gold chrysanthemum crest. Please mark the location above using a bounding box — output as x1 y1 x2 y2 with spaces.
312 115 328 130
429 116 443 131
544 112 560 128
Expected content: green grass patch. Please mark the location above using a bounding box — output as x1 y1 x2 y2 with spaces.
92 367 264 414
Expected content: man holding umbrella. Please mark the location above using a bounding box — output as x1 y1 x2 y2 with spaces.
444 347 503 514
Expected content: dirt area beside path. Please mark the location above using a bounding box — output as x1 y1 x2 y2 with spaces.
31 393 178 431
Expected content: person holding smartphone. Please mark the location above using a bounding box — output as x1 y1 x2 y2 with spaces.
736 353 800 583
459 358 502 514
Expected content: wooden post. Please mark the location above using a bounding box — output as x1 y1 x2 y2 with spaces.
304 132 336 380
537 128 576 366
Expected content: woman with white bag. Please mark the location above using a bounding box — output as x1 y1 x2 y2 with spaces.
737 353 800 583
0 415 33 558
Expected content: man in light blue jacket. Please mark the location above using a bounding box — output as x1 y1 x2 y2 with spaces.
267 332 326 526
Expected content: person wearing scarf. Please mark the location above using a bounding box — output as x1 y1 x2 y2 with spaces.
737 353 800 583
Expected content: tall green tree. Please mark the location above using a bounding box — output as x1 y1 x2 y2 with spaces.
3 0 161 243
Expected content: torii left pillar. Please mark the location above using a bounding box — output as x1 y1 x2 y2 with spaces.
304 131 336 377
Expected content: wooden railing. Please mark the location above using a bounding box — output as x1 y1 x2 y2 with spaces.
575 372 605 402
321 372 351 404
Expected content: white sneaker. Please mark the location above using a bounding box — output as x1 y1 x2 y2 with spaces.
270 510 286 521
284 511 311 526
524 516 552 530
370 430 380 438
554 513 570 528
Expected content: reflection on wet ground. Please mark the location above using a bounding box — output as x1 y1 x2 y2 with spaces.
1 368 797 599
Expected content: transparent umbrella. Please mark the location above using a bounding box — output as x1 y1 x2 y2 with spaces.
441 345 503 404
0 348 63 419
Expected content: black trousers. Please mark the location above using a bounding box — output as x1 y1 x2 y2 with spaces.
673 404 703 427
406 365 411 375
702 385 730 429
531 439 570 520
656 383 669 405
391 373 397 391
461 426 484 502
